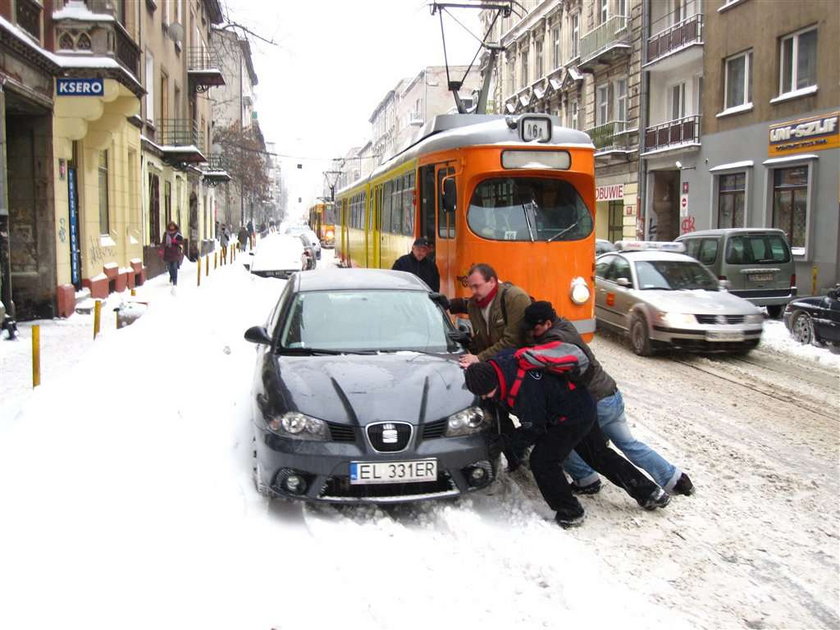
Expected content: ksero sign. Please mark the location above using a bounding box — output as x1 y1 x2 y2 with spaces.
57 78 105 96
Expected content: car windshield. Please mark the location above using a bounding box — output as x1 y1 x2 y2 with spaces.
467 177 593 242
635 260 719 291
277 289 457 352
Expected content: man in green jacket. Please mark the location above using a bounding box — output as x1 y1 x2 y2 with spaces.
449 262 533 470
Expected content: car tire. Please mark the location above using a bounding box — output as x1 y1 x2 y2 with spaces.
790 310 814 345
766 305 783 319
630 314 653 356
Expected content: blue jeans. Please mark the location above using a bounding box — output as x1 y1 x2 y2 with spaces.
563 390 681 491
166 260 179 285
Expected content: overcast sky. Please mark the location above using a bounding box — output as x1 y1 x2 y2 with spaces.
219 0 482 217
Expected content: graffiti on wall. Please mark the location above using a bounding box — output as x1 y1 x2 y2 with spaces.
88 235 114 264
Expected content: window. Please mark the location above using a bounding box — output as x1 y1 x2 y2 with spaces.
608 201 624 242
615 78 627 123
145 51 155 122
536 41 544 79
717 172 745 228
571 15 579 59
596 84 610 125
521 49 529 88
552 26 561 68
724 51 752 109
671 0 685 24
600 0 608 24
568 99 579 129
507 57 515 94
780 27 817 95
618 0 627 17
98 150 110 235
772 166 808 251
671 82 686 120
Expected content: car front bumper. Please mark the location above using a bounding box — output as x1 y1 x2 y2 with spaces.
255 427 498 503
650 323 763 352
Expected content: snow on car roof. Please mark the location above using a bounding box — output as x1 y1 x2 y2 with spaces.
294 268 431 292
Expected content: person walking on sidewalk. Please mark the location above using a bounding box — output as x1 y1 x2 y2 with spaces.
161 222 184 287
522 300 694 497
464 349 670 528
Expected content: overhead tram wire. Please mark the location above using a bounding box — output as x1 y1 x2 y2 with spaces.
215 141 381 164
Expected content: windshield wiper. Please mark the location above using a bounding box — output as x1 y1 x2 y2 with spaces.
276 347 377 356
547 221 579 242
521 203 536 242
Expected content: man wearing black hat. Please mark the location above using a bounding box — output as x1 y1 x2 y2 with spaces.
464 349 670 528
391 237 440 292
522 300 694 497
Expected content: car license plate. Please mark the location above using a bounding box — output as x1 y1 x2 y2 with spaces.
349 459 437 485
748 273 773 282
706 331 744 342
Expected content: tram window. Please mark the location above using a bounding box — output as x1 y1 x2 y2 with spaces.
403 174 414 235
437 167 455 239
467 177 592 242
382 182 392 233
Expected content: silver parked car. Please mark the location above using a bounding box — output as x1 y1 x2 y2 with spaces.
595 242 765 355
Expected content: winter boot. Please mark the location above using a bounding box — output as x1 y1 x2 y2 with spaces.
673 473 695 496
571 479 602 495
554 508 586 529
639 488 671 510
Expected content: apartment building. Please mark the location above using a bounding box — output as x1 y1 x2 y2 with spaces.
693 0 838 292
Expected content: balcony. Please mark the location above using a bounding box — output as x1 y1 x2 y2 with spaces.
642 115 701 155
201 155 231 186
587 120 634 155
579 15 630 71
645 14 703 70
54 13 141 79
159 119 206 164
188 48 225 92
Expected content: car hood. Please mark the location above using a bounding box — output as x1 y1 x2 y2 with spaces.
271 352 474 425
636 289 762 314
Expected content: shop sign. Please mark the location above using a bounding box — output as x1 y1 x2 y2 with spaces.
57 78 104 96
768 111 839 156
595 184 624 201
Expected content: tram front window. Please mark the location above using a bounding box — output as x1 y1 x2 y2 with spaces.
467 178 592 242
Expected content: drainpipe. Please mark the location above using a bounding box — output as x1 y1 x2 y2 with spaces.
0 79 17 338
637 0 649 240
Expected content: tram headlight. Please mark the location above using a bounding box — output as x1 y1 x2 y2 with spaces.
569 277 590 305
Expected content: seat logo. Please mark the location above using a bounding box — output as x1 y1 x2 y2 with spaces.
382 423 398 444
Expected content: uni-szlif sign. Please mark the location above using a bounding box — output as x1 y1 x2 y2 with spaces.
56 78 105 96
768 111 839 156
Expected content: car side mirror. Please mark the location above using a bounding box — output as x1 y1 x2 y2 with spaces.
442 177 456 213
616 277 632 288
244 325 272 345
428 292 450 309
447 329 472 347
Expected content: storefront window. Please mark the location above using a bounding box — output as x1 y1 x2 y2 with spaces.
608 200 623 242
98 150 110 235
717 172 745 228
772 166 808 252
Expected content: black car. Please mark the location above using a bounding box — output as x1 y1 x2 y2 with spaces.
244 268 497 503
783 285 840 353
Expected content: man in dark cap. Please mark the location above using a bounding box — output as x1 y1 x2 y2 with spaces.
464 349 671 528
522 300 694 497
391 237 440 292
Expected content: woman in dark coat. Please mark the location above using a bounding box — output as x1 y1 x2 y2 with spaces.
161 222 184 285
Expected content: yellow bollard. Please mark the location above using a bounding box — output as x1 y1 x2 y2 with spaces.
214 251 218 269
205 255 210 277
130 288 136 297
197 256 202 287
811 265 818 296
32 325 40 388
93 300 102 339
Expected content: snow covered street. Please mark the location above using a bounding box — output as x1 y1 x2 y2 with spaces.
1 251 838 630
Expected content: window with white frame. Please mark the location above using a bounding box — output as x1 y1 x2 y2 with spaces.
615 78 627 124
772 165 809 251
671 0 685 24
671 82 686 120
779 27 817 95
521 49 529 88
507 57 515 94
618 0 627 17
571 14 579 59
724 50 752 109
536 40 544 78
98 150 110 235
717 172 746 228
568 99 579 129
596 84 610 125
600 0 608 24
145 51 155 122
553 26 561 68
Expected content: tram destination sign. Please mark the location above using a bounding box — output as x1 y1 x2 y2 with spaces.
519 116 552 143
56 78 105 96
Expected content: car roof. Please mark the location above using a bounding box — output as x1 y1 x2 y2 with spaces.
603 250 698 263
293 268 432 292
676 228 787 239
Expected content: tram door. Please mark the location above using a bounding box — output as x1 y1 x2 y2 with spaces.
368 185 382 268
435 164 456 295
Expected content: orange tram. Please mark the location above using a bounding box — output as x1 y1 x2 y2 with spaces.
335 114 597 339
308 201 336 248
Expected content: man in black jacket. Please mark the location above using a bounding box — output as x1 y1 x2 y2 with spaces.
522 301 694 497
464 349 670 528
391 237 440 292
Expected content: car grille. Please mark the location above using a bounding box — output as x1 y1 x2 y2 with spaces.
319 471 456 500
422 419 447 439
327 422 356 442
366 422 412 452
695 314 746 325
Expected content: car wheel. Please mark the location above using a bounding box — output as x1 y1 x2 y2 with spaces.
790 310 814 345
252 434 272 497
629 314 653 356
766 305 783 319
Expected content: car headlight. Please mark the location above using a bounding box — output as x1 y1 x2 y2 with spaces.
658 311 697 327
267 411 330 441
746 313 765 324
570 277 590 305
325 229 334 239
444 407 488 437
